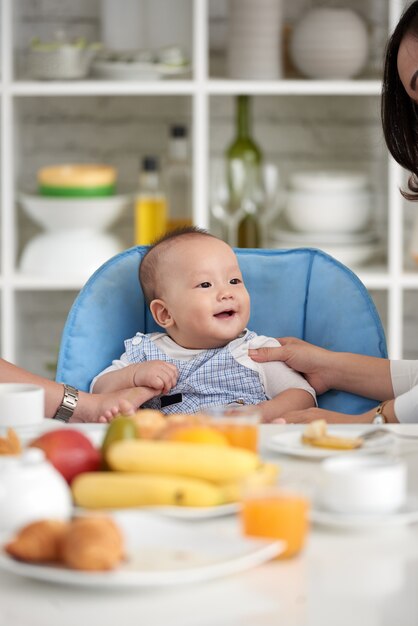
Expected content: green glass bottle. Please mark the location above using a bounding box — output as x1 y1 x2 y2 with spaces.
226 95 263 248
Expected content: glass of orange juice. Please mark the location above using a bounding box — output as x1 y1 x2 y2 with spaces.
240 486 310 559
203 405 260 452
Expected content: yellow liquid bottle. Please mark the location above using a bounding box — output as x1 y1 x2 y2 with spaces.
135 195 167 245
134 156 167 246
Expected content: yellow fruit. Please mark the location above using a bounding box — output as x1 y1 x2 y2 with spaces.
221 462 280 502
107 439 259 484
166 425 229 446
72 472 224 508
129 410 167 439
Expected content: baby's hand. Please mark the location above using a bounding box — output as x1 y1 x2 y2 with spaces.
132 361 178 394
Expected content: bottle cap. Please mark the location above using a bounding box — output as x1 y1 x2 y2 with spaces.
142 156 159 171
170 125 187 138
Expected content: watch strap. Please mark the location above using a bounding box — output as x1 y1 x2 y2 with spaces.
54 384 79 423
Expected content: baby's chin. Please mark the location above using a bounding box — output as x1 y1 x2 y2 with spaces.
206 327 248 349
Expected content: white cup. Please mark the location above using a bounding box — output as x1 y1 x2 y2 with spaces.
0 383 45 426
320 455 407 515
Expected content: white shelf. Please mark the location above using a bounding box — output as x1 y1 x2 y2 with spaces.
11 80 197 96
9 78 381 98
207 79 382 96
11 275 85 291
0 0 415 370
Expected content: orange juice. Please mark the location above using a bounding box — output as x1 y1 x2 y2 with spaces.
212 422 258 452
204 405 260 453
135 195 167 245
241 490 309 559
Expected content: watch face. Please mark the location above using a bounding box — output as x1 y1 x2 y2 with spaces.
373 415 385 425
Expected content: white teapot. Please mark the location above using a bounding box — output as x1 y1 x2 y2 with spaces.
0 448 72 534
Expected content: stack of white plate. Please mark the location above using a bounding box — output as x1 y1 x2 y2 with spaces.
227 0 283 80
273 170 380 268
290 8 369 79
270 229 380 269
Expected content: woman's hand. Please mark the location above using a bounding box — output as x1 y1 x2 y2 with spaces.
249 337 334 395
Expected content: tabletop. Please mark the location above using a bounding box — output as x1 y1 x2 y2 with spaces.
1 423 418 626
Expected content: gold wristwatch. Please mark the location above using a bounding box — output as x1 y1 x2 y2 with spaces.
53 384 79 423
372 401 389 425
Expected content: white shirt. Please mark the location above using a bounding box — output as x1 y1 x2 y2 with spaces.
391 360 418 423
91 332 316 402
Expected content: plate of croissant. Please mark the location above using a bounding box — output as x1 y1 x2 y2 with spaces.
267 420 395 459
0 511 283 588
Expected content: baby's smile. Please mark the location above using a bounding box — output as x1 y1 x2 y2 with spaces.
213 309 237 319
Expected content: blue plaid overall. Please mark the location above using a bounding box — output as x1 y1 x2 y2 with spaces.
124 330 267 414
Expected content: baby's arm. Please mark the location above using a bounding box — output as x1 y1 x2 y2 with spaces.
257 388 315 423
92 361 178 395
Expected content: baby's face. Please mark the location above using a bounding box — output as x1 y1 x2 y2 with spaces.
156 236 250 349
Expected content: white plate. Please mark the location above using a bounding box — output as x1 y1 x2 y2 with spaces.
92 60 191 81
267 429 395 459
310 495 418 530
153 502 239 519
0 420 107 448
75 502 240 520
271 227 377 246
0 511 283 588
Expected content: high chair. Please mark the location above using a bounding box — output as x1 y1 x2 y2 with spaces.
56 247 387 414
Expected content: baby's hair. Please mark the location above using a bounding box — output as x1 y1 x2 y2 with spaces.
139 226 217 303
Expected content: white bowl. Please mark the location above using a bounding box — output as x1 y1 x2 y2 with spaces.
19 231 123 280
289 170 369 193
285 189 371 233
320 455 407 515
19 192 131 232
27 45 97 80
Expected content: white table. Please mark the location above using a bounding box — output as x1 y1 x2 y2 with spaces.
1 424 418 626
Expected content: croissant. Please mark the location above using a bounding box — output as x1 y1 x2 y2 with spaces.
0 428 22 455
59 516 124 571
302 419 363 450
5 519 69 562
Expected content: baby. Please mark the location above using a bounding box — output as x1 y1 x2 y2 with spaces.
91 227 316 422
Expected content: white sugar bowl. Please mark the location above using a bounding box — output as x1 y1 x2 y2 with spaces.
290 8 369 79
320 455 407 515
0 448 72 534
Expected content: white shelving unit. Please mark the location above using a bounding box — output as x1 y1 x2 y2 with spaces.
0 0 414 378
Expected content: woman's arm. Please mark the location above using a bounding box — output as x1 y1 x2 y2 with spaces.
250 337 394 400
0 357 156 423
279 400 399 424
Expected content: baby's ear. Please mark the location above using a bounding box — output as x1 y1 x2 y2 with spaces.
150 299 174 328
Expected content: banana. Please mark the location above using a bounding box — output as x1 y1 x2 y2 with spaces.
221 462 280 503
107 439 259 484
72 472 225 509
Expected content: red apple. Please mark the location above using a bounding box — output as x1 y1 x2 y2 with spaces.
30 429 101 484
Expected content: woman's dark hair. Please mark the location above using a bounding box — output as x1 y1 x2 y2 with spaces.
382 1 418 199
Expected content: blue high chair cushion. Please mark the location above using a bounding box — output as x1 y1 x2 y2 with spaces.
56 246 387 414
